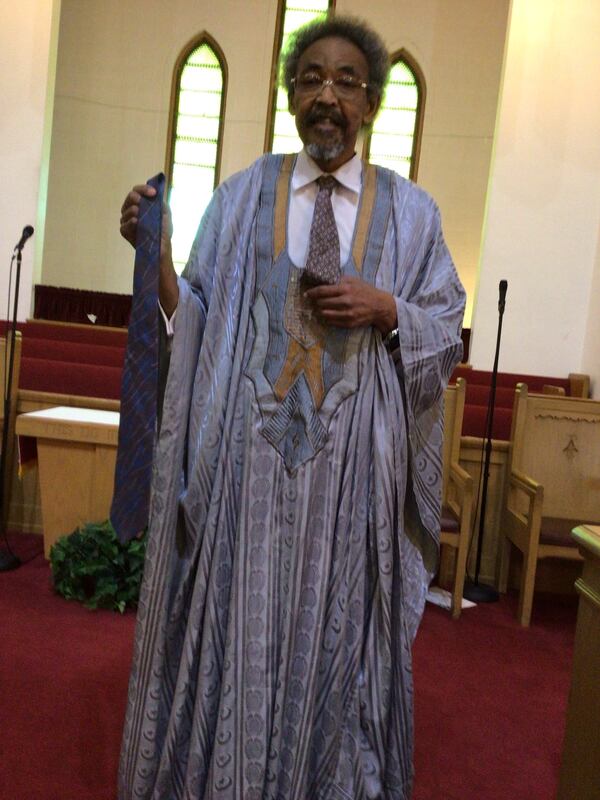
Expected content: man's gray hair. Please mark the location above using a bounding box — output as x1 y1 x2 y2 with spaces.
281 14 391 101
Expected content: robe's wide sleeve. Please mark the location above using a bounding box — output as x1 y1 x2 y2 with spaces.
154 184 228 503
180 185 227 312
390 186 465 415
387 179 466 572
177 157 265 317
157 159 266 502
163 165 250 402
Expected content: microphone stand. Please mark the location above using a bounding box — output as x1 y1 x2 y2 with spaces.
463 281 507 603
0 245 26 571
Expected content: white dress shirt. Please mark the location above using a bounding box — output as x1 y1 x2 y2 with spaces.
288 148 362 268
161 149 363 334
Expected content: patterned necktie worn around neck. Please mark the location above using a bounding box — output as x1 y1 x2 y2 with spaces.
303 174 341 286
111 172 165 544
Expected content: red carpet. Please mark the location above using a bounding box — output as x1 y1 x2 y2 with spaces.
0 535 135 800
0 534 576 800
412 594 575 800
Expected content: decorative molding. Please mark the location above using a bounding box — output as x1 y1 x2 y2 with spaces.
563 437 578 460
534 413 600 424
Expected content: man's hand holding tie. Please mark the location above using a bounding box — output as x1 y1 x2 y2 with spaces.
120 183 178 315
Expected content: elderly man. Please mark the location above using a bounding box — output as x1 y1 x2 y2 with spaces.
118 14 464 800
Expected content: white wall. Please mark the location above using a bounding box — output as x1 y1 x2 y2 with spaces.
41 0 280 295
470 0 600 392
581 227 600 395
0 0 60 320
40 0 508 309
343 0 509 326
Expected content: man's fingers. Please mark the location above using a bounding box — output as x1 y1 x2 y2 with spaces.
311 294 351 310
304 283 344 300
132 183 157 198
121 193 140 215
121 198 168 228
304 275 365 300
119 183 160 248
120 206 138 225
317 309 363 328
318 309 347 322
307 283 358 309
120 216 137 232
120 184 157 214
120 219 138 244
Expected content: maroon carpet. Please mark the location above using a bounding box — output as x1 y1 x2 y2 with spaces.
412 593 576 800
0 534 576 800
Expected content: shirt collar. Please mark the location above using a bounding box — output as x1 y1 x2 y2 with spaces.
292 148 362 194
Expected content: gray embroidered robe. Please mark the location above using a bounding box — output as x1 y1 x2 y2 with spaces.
119 153 465 800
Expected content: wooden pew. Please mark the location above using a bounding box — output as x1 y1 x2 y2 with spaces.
439 378 474 618
452 365 590 440
1 332 22 533
498 386 600 625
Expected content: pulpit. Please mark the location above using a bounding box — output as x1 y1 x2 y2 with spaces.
15 406 119 556
558 524 600 800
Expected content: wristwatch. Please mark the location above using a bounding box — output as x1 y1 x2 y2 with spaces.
383 327 399 351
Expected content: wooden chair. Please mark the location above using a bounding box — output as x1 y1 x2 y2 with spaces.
1 331 22 531
498 384 600 626
439 377 474 619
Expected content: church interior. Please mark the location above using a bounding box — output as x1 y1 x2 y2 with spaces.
1 1 599 798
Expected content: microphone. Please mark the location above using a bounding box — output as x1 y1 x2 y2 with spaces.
14 225 34 252
498 279 508 314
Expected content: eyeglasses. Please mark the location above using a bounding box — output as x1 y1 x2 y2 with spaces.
291 72 369 99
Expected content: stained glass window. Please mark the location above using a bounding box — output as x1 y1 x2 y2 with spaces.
167 38 226 274
268 0 333 154
366 53 424 180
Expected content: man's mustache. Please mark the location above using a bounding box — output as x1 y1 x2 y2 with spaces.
306 106 346 129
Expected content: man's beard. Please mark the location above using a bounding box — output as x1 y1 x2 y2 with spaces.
306 141 345 162
304 105 346 163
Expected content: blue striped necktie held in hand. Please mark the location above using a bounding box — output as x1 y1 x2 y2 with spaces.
111 172 165 543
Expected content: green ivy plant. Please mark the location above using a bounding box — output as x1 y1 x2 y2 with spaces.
49 520 146 613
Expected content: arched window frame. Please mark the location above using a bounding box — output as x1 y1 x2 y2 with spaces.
165 31 228 189
364 48 426 181
264 0 335 153
165 32 227 272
